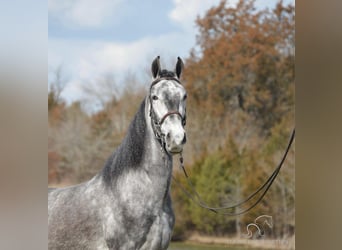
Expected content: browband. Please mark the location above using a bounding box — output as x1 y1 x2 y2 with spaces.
150 77 181 88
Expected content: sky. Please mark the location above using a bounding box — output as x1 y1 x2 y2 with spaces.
48 0 294 105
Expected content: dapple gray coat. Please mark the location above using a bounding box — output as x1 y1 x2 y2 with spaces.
48 57 186 250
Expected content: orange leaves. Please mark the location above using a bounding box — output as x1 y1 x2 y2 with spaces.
185 0 294 135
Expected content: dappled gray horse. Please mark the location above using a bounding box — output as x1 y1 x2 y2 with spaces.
48 56 187 250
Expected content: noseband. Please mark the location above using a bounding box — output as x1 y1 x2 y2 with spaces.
149 77 186 145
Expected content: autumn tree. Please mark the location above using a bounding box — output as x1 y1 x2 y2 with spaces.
48 65 68 182
185 0 294 137
48 65 67 112
48 71 147 184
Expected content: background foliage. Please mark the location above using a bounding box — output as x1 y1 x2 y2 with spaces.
48 0 294 241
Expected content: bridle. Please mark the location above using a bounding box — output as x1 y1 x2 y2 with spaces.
149 77 186 148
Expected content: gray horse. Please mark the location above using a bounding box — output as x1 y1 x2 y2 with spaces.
48 56 187 250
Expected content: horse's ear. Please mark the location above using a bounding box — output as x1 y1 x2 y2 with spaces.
151 56 161 79
175 57 184 79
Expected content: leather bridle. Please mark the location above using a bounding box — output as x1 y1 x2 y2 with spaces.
149 77 186 146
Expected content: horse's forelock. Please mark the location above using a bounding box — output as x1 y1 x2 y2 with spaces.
159 70 176 78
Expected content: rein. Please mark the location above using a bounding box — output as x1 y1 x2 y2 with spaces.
172 129 295 216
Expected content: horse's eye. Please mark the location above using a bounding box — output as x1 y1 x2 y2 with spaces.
152 95 158 101
183 94 187 100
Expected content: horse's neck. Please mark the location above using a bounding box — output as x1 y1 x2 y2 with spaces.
143 97 173 174
101 98 172 187
137 98 173 203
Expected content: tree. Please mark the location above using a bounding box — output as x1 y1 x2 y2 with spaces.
184 0 294 136
48 65 68 182
48 65 67 111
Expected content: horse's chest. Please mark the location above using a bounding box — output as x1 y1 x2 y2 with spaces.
103 170 174 249
141 210 174 250
103 200 174 250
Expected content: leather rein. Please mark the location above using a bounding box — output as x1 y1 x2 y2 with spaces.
172 129 295 216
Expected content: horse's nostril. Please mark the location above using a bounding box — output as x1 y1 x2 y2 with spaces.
166 133 171 140
182 134 186 144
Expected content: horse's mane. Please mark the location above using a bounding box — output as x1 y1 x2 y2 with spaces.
102 99 147 186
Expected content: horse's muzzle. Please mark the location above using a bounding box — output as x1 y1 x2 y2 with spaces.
166 132 186 154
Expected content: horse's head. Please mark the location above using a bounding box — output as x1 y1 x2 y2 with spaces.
149 56 187 154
